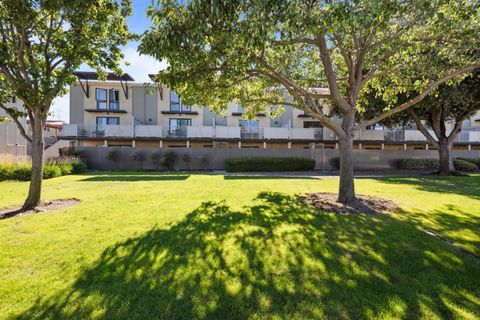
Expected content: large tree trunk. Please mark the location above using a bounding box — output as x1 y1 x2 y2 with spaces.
22 116 45 210
438 140 454 175
337 112 356 204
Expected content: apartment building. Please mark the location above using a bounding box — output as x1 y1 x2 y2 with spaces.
0 97 27 157
62 71 480 151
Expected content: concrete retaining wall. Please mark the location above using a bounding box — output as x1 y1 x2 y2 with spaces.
75 147 480 171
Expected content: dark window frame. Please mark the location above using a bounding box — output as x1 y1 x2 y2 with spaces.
96 88 108 110
109 89 120 110
170 91 191 112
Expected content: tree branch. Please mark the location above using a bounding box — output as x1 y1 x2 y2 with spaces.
356 63 480 129
0 104 32 142
409 110 438 147
316 33 351 113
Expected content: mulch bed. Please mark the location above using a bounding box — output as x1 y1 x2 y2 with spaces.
0 198 80 220
299 192 398 214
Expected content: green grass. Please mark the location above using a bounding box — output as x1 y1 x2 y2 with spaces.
0 173 479 319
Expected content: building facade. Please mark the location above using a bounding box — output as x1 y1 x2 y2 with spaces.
0 97 27 157
62 72 480 151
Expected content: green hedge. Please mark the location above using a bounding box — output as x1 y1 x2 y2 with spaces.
225 157 315 172
399 159 439 170
453 159 478 172
0 157 87 181
399 158 478 172
457 158 480 169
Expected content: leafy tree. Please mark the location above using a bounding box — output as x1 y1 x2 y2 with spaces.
0 0 133 210
140 0 480 203
363 70 480 175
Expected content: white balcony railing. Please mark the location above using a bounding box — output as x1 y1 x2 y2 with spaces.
105 125 134 137
135 125 163 138
187 126 214 138
264 127 289 139
60 124 480 143
354 129 385 141
215 126 241 139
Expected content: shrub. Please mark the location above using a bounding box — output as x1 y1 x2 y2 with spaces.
132 152 146 162
0 156 87 181
0 165 15 181
225 157 315 172
106 149 120 162
12 166 32 181
457 158 480 169
182 153 192 169
329 157 340 170
71 160 87 173
162 150 178 171
43 165 62 179
453 159 478 172
399 159 439 170
200 154 211 171
150 152 162 170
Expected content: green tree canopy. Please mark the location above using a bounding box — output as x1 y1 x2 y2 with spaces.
0 0 134 209
141 0 480 203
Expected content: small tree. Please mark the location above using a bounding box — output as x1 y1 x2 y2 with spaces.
363 70 480 175
162 150 177 171
150 152 162 171
106 149 121 170
140 0 480 203
182 153 192 170
132 151 146 170
0 0 133 210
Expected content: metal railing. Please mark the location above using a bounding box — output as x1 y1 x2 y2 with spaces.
60 124 480 143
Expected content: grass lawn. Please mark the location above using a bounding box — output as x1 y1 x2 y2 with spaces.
0 173 479 319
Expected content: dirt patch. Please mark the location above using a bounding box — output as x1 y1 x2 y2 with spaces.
0 198 80 220
299 193 398 214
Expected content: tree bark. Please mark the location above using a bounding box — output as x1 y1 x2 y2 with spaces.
337 112 356 204
22 115 45 210
437 140 454 175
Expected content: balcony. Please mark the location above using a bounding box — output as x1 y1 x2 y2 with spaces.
60 124 480 143
354 129 385 141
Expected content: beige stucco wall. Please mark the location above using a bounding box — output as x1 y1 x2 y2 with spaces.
157 87 204 127
82 83 134 126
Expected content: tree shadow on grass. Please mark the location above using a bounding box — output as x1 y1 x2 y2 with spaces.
80 174 190 182
367 175 480 200
15 193 480 319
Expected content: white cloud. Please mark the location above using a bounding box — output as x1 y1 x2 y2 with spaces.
50 43 167 122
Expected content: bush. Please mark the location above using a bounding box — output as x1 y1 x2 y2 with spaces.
399 159 439 170
132 152 146 162
0 156 87 181
162 150 178 171
71 161 88 173
453 159 478 172
43 165 62 179
457 158 480 169
329 157 340 170
225 157 315 172
12 166 32 181
150 152 162 170
106 149 120 162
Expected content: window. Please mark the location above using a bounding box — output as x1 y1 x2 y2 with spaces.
170 91 191 112
303 121 322 128
366 124 384 130
96 89 107 110
96 117 119 132
169 118 191 137
237 104 244 113
109 89 120 110
239 120 259 131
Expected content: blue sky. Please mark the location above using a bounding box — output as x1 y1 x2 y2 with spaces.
51 0 167 122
